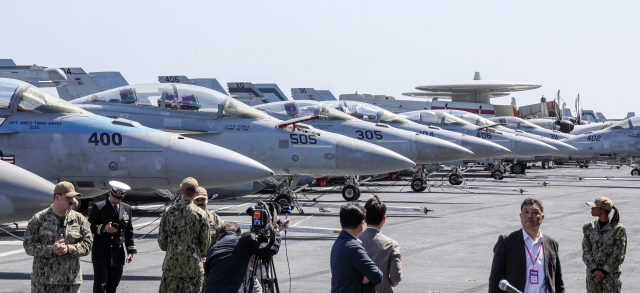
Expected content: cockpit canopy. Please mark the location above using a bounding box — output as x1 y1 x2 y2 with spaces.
399 110 472 126
254 101 356 121
0 78 82 114
72 83 270 119
611 117 640 130
491 116 542 129
321 101 411 124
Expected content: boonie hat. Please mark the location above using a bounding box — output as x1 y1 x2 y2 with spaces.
194 187 208 200
180 177 198 192
586 196 613 212
54 181 82 197
109 181 130 199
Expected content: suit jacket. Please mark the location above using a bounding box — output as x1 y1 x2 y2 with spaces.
359 228 402 293
489 229 564 293
331 230 383 293
88 199 136 267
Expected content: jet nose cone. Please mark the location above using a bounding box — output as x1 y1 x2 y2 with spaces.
413 135 475 163
336 138 415 174
0 162 54 223
514 136 558 156
167 136 273 188
548 140 578 155
460 136 512 159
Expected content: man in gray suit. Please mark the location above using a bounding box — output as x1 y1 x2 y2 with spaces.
359 195 403 293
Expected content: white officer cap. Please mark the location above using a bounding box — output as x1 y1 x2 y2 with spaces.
109 181 131 198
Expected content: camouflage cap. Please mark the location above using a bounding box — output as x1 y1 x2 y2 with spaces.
194 187 208 200
180 177 198 192
54 181 82 197
587 196 613 211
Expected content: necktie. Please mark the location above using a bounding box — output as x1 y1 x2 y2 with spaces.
114 206 119 217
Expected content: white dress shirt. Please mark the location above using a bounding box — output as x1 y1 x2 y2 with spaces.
522 228 546 293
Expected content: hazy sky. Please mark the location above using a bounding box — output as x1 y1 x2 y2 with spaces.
4 1 639 118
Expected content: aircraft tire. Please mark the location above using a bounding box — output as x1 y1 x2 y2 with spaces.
510 163 526 174
411 178 427 192
448 174 463 186
492 170 504 180
631 168 640 176
274 194 294 211
542 161 548 169
342 185 359 201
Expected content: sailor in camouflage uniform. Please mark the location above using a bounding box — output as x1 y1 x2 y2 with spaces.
23 181 93 293
194 187 224 293
583 197 627 293
158 177 211 293
195 187 224 249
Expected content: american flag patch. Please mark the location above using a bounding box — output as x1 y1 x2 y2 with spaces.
1 156 14 164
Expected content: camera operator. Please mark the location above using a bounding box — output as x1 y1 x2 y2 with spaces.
204 205 289 293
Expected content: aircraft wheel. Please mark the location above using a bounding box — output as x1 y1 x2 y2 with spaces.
510 163 525 174
342 185 359 201
411 178 427 192
579 164 584 168
448 174 463 186
492 170 504 180
584 165 590 168
542 161 548 169
631 168 640 176
274 194 294 211
73 199 90 213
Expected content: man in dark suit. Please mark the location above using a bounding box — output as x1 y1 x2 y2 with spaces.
489 198 564 293
331 202 382 293
88 181 137 293
359 195 402 293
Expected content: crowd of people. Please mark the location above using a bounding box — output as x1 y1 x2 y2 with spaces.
21 176 627 293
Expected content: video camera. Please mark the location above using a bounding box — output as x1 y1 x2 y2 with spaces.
247 201 280 243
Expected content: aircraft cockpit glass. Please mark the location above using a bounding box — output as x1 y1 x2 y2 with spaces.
314 104 355 121
220 98 271 119
84 83 227 113
399 111 421 121
518 119 540 129
18 85 82 114
612 117 638 129
0 80 19 110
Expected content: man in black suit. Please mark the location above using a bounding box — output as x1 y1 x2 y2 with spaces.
330 202 382 293
88 181 137 293
489 198 564 293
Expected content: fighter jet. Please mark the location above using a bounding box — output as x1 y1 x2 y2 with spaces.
487 116 574 140
0 78 274 210
67 82 416 209
0 161 54 224
564 116 640 174
317 100 512 188
399 110 561 178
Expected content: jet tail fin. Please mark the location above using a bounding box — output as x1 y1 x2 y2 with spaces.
291 88 331 101
0 59 16 66
56 68 104 100
254 84 289 102
159 76 229 95
227 82 267 104
89 72 128 90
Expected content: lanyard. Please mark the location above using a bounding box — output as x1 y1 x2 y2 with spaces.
524 240 543 266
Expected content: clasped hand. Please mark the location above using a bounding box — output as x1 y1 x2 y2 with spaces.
53 239 68 255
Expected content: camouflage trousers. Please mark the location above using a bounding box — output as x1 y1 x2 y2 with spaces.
31 282 80 293
586 272 622 293
159 274 204 293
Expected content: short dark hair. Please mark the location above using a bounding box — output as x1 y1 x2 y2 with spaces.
218 222 241 237
521 198 544 213
364 195 386 225
340 203 365 230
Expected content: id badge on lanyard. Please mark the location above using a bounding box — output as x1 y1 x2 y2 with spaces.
524 241 542 285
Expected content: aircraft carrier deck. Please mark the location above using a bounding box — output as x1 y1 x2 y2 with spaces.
1 165 639 292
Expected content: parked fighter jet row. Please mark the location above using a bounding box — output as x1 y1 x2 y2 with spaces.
2 59 639 223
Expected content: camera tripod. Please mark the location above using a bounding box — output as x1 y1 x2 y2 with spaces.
245 256 279 293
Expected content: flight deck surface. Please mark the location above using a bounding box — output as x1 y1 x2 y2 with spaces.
1 165 638 292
